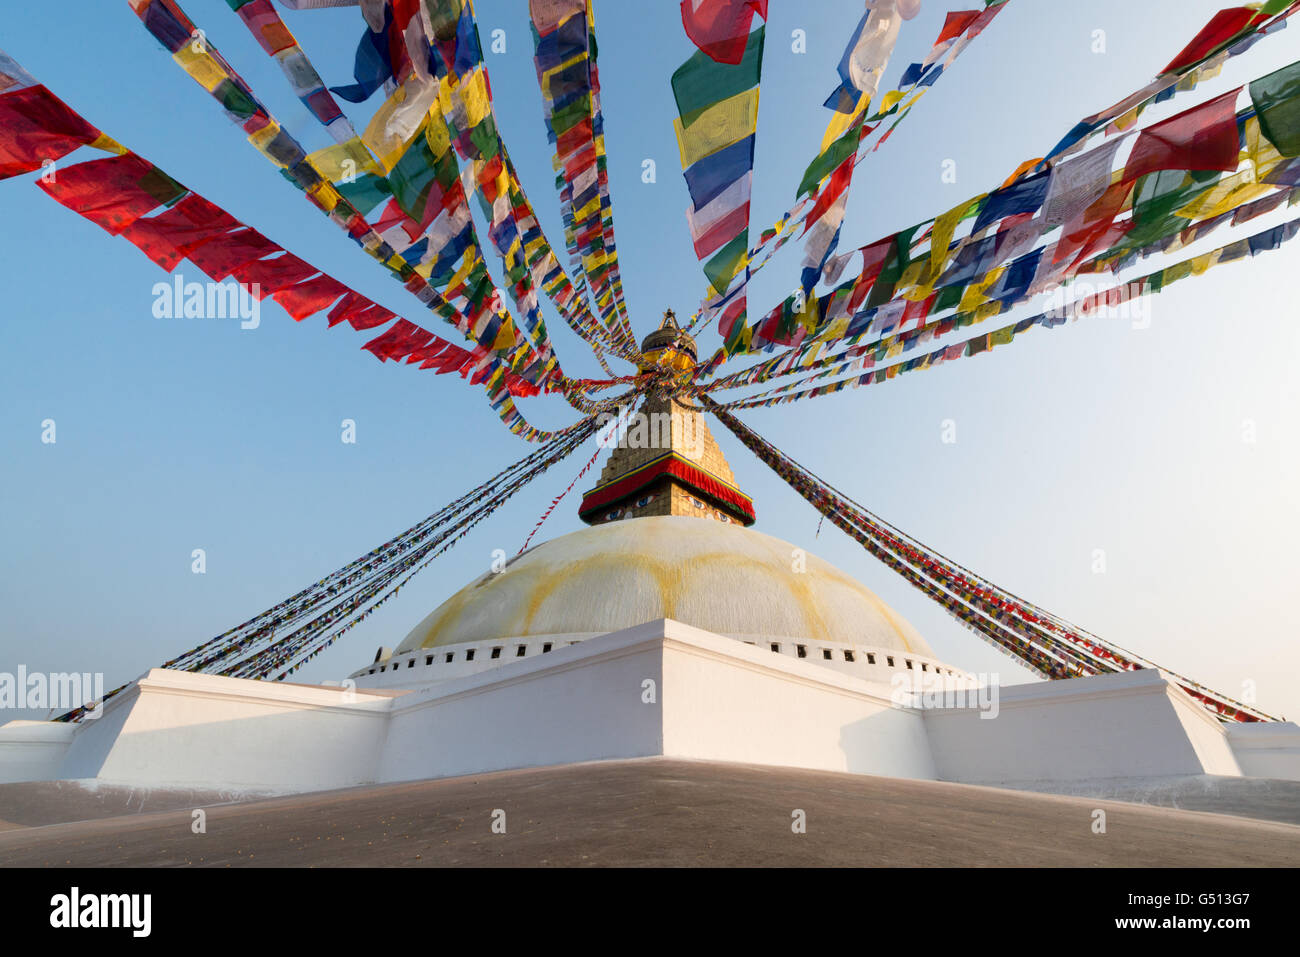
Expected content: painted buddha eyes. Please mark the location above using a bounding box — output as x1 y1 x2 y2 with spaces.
605 508 624 521
635 494 655 508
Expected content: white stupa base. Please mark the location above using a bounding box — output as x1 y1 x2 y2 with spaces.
1 619 1296 794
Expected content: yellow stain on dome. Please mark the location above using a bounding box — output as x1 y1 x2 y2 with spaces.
395 517 931 657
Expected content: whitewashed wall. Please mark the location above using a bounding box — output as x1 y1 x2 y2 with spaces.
659 622 936 778
0 720 75 783
377 623 666 782
56 670 397 792
2 623 1293 795
1227 722 1300 780
925 669 1242 784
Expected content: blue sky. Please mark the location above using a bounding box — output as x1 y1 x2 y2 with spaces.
2 0 1298 722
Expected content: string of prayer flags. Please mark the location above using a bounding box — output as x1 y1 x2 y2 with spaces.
730 28 1300 368
423 0 634 362
792 0 904 301
718 212 1300 410
707 397 1276 721
130 0 567 397
1047 3 1298 163
696 1 1007 330
225 0 353 139
674 20 766 348
220 0 569 374
528 0 638 358
711 141 1298 389
62 416 605 711
0 45 553 422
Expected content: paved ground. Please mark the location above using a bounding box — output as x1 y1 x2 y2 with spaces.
1 759 1297 867
0 780 278 831
1006 775 1300 826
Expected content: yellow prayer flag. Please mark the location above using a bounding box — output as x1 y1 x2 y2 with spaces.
958 266 1005 312
899 89 927 113
446 248 478 293
1189 250 1219 275
492 316 517 351
672 87 760 169
172 45 228 93
1246 116 1287 182
306 180 341 213
923 195 983 284
1163 259 1195 285
1176 173 1273 222
89 133 127 156
306 138 379 182
574 195 601 223
876 89 907 116
424 110 450 158
459 69 491 128
820 316 850 342
366 77 440 173
819 92 867 152
248 120 290 168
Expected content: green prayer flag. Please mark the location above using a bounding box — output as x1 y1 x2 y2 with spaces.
671 28 765 124
933 283 964 313
704 229 749 296
215 79 258 121
797 120 860 198
389 136 440 218
335 174 391 217
1250 60 1300 158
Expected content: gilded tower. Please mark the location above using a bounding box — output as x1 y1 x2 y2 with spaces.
578 311 755 526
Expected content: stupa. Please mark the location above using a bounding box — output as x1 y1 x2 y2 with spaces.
1 312 1297 793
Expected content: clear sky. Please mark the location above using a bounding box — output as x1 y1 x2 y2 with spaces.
2 1 1298 723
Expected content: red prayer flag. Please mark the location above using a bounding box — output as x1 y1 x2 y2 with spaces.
679 0 767 65
0 84 100 180
803 155 854 235
362 318 434 361
1121 88 1242 182
36 152 182 235
119 194 241 270
272 273 348 320
345 304 395 331
424 344 472 372
403 340 450 365
1162 7 1264 76
715 294 748 343
186 228 280 281
935 10 981 45
229 253 319 298
325 290 373 327
235 0 296 56
691 200 750 259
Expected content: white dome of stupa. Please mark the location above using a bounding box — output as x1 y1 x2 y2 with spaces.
394 516 932 656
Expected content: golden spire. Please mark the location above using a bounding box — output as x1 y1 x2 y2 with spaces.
578 310 754 527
